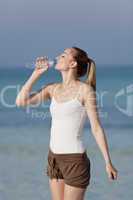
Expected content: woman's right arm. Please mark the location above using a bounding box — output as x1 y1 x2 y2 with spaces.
15 57 53 107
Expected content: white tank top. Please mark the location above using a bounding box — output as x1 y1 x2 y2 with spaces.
49 83 88 153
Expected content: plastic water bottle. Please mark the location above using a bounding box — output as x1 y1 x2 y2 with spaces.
25 56 58 69
47 57 57 68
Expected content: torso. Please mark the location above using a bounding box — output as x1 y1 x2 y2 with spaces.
49 81 88 154
50 81 85 106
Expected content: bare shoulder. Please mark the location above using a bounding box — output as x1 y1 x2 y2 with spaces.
80 82 94 95
39 82 56 100
46 82 60 99
80 82 96 105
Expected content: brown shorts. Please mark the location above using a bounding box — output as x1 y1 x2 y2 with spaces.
45 148 91 189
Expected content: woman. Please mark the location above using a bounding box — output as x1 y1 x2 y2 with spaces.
16 47 118 200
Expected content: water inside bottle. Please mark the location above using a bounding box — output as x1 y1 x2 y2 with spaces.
25 56 58 69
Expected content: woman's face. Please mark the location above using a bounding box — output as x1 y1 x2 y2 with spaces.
55 48 77 71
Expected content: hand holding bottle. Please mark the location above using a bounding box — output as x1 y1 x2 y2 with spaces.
32 56 49 77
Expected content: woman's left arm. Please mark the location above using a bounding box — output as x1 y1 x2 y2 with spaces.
83 83 118 180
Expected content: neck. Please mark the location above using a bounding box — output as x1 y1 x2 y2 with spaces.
61 71 79 87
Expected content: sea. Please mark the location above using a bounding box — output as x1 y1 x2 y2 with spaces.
0 65 133 200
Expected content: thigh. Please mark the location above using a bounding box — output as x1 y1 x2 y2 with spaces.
60 154 91 191
64 183 87 200
49 178 65 200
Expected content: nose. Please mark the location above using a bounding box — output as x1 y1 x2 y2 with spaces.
56 55 61 62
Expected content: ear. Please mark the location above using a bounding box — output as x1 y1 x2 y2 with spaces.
71 60 77 68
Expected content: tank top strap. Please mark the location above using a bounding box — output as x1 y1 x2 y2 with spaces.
52 83 82 99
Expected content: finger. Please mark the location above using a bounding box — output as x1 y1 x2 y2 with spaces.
40 57 45 63
111 172 117 180
36 61 42 68
35 59 41 67
108 173 113 179
113 172 117 179
40 59 46 64
37 58 42 65
108 171 114 179
35 62 41 68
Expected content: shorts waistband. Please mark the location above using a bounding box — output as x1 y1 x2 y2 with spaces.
48 147 87 159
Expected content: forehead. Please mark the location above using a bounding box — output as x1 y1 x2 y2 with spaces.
64 48 75 56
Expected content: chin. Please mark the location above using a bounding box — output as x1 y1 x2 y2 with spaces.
55 64 62 70
55 64 59 68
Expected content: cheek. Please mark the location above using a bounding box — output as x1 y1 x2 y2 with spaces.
57 60 65 66
55 63 69 70
55 59 70 70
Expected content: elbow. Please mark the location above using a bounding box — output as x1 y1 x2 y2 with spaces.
15 99 26 107
15 100 22 107
15 98 20 107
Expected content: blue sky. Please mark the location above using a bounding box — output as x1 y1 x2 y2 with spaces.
0 0 133 67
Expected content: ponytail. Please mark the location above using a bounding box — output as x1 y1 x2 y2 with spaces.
85 59 96 91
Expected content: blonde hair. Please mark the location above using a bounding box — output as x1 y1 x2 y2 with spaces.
72 46 96 91
85 59 96 91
